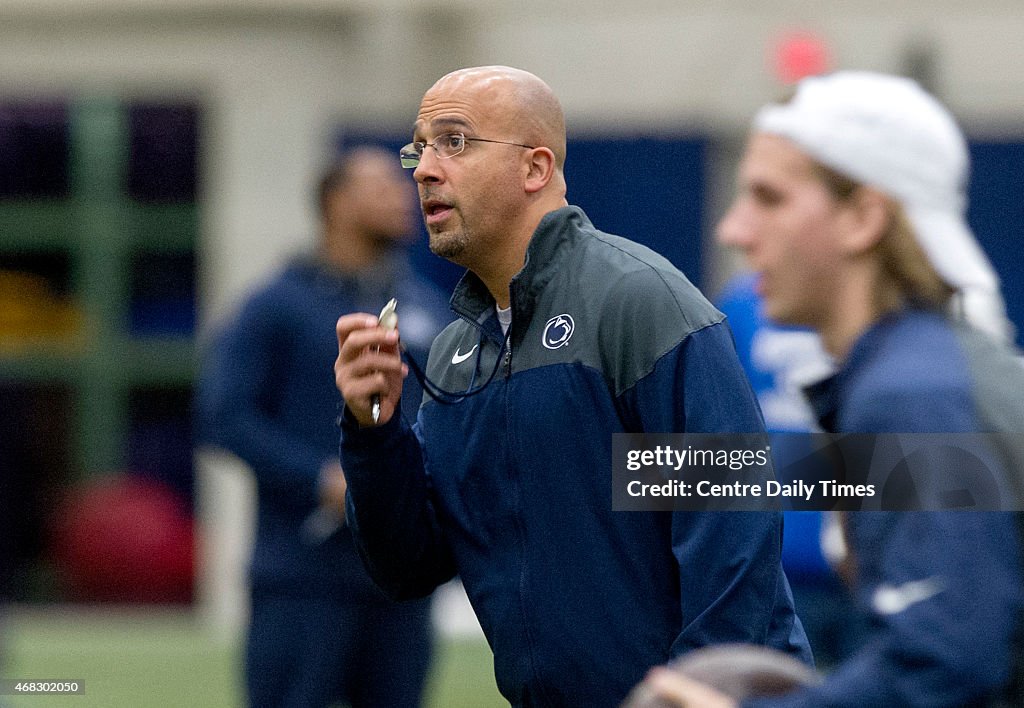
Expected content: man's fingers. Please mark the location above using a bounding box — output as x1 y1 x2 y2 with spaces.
335 312 406 427
336 313 378 346
643 668 737 708
338 369 400 401
336 313 399 358
343 348 404 378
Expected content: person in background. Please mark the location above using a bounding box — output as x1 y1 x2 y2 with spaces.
196 147 450 708
333 65 810 708
715 273 863 668
638 70 1024 707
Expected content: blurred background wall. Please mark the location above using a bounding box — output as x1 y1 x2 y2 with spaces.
1 0 1022 636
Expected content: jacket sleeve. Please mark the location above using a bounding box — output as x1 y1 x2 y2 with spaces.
627 322 812 662
195 292 325 508
743 511 1022 708
340 408 457 600
744 379 1024 708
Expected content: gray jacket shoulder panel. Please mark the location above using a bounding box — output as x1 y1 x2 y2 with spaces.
956 325 1024 431
571 227 725 395
956 326 1024 503
416 206 726 405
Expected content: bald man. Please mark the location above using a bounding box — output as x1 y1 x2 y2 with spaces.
199 147 450 708
334 67 811 707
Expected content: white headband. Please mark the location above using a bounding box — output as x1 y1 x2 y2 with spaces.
754 71 1012 343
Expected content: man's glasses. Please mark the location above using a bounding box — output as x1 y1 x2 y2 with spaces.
400 132 534 168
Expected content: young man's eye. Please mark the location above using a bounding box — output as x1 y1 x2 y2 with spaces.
751 184 784 207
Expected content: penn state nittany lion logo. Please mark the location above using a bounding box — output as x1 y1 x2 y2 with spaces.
542 314 575 349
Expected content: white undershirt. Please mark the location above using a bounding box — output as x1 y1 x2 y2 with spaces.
497 305 512 336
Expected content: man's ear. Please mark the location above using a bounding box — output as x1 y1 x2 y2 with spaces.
838 186 892 255
524 147 557 194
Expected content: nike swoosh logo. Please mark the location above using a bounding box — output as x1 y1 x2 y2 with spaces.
451 344 479 365
872 576 945 615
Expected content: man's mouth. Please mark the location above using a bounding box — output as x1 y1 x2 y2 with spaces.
422 199 454 225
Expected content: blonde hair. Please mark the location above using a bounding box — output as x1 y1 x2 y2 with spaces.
814 164 955 316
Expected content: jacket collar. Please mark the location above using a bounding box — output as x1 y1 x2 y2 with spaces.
803 307 929 432
288 249 410 306
448 206 590 343
803 374 841 433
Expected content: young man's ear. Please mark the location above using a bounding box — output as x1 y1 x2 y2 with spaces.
524 147 557 194
838 187 892 255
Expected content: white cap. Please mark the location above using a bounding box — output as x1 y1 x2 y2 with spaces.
754 71 1013 343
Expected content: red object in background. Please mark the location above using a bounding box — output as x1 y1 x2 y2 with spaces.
773 30 832 85
50 474 194 603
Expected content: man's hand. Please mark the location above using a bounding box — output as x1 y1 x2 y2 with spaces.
335 313 407 426
638 667 737 708
319 460 348 517
300 460 348 545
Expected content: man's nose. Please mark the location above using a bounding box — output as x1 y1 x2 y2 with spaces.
413 147 444 184
716 201 754 250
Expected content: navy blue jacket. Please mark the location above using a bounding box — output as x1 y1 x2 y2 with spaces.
197 253 450 600
342 207 811 707
748 309 1024 708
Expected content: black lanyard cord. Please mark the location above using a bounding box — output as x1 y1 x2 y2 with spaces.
403 330 509 405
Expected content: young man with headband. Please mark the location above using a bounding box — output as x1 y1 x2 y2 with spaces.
640 71 1024 707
